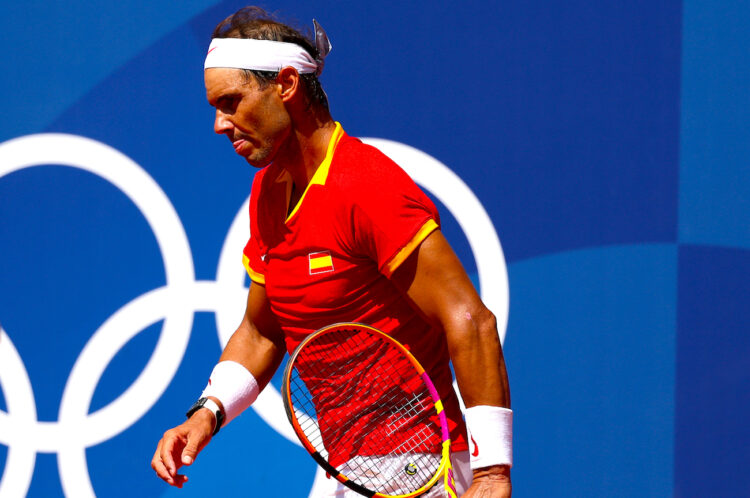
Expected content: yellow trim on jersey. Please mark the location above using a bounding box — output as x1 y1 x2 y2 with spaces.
242 254 266 285
382 219 439 277
285 122 345 223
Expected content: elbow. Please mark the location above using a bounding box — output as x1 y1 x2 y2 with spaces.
471 306 500 345
476 306 498 334
450 305 501 350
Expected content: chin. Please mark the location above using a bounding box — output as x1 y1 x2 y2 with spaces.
246 156 272 169
245 148 277 169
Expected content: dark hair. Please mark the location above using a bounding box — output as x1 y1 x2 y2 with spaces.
211 6 329 110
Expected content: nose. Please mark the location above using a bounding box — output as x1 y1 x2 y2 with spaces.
214 110 233 135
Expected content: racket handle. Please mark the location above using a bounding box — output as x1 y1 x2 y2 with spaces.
444 465 458 498
443 440 458 498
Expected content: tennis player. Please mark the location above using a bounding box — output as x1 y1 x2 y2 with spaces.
151 7 512 497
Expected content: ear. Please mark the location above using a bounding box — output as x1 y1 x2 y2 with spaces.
276 66 302 103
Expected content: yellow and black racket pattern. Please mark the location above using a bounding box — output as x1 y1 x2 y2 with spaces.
282 323 457 498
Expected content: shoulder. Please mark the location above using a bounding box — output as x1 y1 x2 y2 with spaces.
331 135 418 191
327 134 439 224
335 134 400 170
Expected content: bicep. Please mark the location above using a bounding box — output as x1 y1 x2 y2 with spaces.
390 230 488 328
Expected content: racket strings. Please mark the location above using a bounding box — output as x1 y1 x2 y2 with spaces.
288 327 444 493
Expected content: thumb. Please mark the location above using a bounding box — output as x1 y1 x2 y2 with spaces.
180 433 204 466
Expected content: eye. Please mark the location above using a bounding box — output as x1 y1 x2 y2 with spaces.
217 95 240 114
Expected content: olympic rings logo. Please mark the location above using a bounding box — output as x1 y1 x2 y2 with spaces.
0 134 508 498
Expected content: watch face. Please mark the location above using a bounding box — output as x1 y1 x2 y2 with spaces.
186 398 207 418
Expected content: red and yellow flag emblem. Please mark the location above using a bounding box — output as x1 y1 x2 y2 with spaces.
308 251 334 275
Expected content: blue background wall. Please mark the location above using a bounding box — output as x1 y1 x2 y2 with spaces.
0 1 748 497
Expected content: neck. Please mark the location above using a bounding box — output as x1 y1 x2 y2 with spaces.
274 110 336 192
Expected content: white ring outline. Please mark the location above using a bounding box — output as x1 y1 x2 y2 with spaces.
0 134 195 497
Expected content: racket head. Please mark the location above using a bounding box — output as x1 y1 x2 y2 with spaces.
282 322 456 498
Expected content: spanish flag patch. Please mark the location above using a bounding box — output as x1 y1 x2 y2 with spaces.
308 250 334 275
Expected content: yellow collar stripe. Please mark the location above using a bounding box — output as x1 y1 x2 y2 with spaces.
286 122 345 223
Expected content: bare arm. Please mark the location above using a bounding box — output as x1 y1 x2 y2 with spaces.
216 283 286 392
151 283 285 488
391 230 511 497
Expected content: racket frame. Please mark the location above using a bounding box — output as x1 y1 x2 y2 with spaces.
281 322 457 498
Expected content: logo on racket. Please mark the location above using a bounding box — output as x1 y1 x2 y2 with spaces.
405 463 418 476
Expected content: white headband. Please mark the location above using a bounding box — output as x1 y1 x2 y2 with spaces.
204 19 332 76
204 38 318 74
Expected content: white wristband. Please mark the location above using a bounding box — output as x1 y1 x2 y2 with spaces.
201 360 260 427
200 398 223 433
465 405 513 469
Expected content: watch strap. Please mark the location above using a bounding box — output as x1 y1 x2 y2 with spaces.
186 397 226 436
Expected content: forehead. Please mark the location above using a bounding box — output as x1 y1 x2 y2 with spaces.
204 68 255 100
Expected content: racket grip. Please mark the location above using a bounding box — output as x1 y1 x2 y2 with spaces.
443 440 458 498
444 466 458 498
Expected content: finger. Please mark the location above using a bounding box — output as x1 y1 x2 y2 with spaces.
151 456 172 482
172 473 189 488
160 433 183 476
151 440 173 482
152 453 183 487
150 440 162 471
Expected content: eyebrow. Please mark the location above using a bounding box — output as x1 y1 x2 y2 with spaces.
208 90 238 107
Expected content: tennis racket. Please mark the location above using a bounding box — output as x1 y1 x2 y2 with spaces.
282 322 457 498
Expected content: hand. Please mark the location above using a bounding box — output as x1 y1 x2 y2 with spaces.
151 409 215 488
461 465 512 498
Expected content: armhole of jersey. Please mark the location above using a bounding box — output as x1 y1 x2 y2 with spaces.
381 219 439 278
243 254 266 285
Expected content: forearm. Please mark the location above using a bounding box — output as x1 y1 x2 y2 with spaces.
218 319 286 392
197 315 286 427
446 306 510 409
201 284 285 423
451 311 513 496
445 309 513 498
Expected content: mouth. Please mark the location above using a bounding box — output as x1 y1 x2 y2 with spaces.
232 139 247 155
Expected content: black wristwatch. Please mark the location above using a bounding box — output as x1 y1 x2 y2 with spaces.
186 397 225 436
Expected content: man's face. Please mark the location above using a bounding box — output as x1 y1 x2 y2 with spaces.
205 67 291 168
